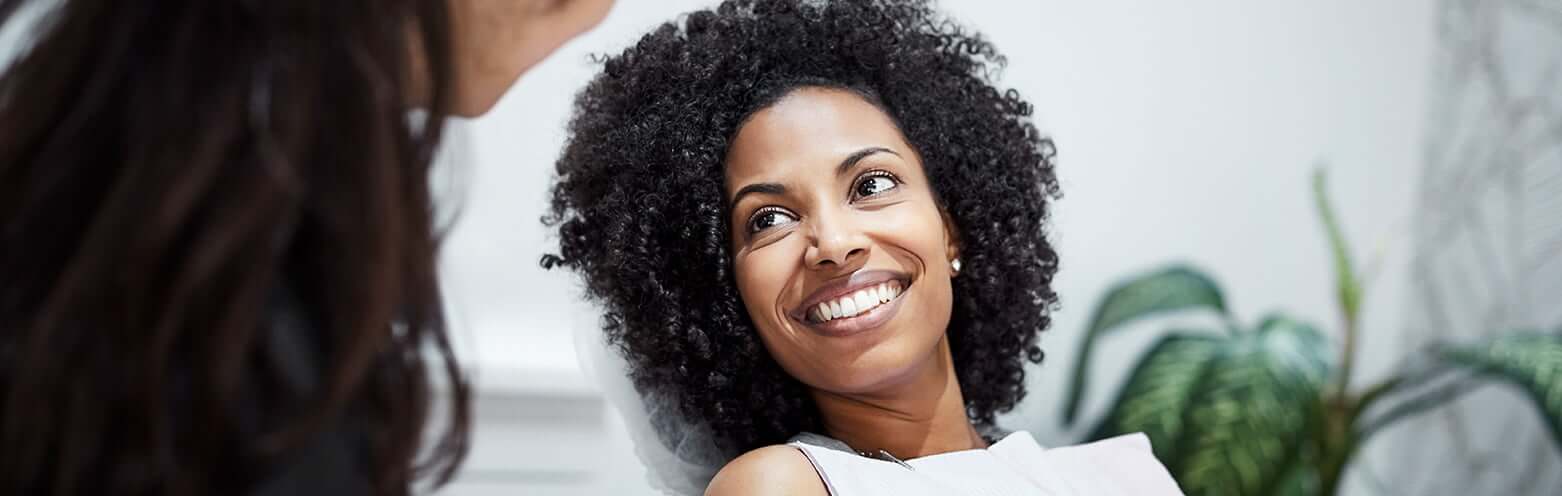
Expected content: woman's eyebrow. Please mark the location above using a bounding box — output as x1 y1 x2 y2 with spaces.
836 147 899 177
730 182 786 206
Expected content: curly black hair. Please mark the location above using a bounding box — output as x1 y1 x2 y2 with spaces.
542 0 1059 460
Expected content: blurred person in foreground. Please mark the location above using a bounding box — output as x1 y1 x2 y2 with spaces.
0 0 611 494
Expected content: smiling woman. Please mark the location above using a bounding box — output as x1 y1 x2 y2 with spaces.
542 0 1180 494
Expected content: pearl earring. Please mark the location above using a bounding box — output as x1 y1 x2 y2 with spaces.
950 258 962 275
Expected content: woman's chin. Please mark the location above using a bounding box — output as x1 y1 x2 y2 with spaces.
808 331 944 394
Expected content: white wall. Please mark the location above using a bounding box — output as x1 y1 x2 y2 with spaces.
991 0 1431 457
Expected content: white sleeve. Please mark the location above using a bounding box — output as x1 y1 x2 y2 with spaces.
998 432 1185 496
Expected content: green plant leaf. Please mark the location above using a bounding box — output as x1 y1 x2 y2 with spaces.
1437 331 1562 448
1062 265 1228 425
1175 321 1330 495
1270 461 1321 496
1169 320 1331 495
1311 167 1361 325
1253 314 1336 386
1087 333 1224 462
1086 318 1331 495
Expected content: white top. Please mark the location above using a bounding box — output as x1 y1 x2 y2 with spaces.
787 431 1184 496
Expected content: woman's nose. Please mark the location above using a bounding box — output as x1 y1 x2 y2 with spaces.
804 213 870 270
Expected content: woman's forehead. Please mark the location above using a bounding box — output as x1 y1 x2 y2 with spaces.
725 87 915 188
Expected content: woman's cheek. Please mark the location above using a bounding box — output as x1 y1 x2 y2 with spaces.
736 237 803 324
871 208 944 264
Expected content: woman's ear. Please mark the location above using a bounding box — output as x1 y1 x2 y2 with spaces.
940 207 962 267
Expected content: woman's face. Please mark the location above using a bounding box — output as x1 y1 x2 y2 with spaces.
446 0 614 116
725 87 960 394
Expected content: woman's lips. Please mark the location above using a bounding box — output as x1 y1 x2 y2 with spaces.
805 279 902 323
790 269 912 337
796 285 908 337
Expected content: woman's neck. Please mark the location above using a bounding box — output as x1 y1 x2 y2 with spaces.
809 338 986 460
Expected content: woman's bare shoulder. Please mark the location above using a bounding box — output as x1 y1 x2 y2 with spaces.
704 444 828 496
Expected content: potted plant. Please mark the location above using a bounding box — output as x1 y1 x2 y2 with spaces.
1061 168 1561 495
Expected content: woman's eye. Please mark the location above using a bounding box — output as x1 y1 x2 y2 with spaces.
853 172 900 199
748 208 798 234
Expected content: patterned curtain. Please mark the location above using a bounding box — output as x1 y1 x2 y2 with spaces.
1388 0 1562 493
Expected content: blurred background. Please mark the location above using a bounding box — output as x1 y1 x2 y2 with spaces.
432 0 1560 494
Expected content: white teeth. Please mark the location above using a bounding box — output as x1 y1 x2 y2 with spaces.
810 280 908 323
840 297 858 317
853 291 875 313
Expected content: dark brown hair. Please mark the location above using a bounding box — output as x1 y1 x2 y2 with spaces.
0 1 469 494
